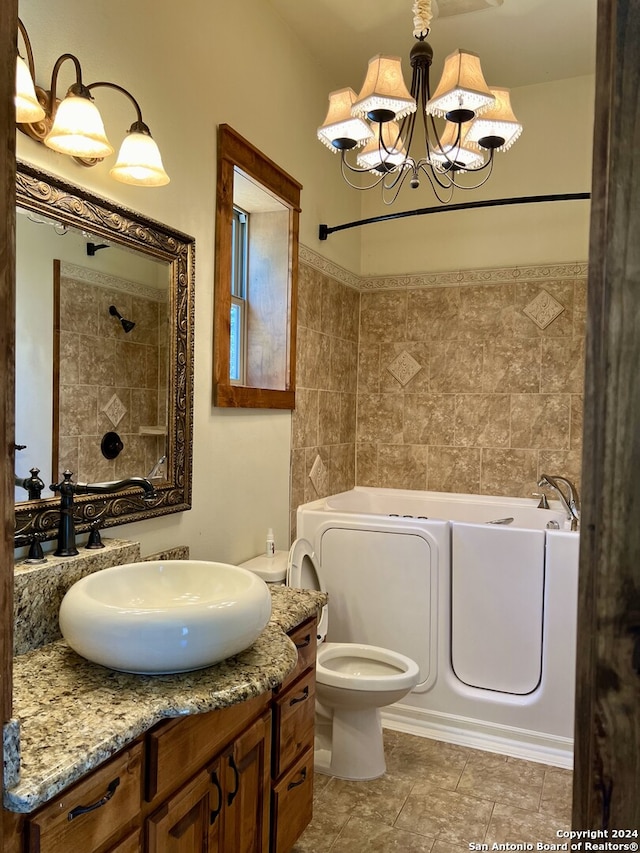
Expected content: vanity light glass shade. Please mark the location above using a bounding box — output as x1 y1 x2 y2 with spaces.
352 56 417 121
357 121 409 173
465 87 523 152
317 87 373 151
45 92 114 158
426 49 494 118
109 130 170 186
15 55 45 123
430 120 485 172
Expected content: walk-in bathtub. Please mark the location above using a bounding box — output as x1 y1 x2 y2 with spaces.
297 487 579 768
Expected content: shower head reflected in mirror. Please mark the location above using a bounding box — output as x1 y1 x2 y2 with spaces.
109 304 135 333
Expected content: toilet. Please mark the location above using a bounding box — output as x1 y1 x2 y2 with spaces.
241 539 420 781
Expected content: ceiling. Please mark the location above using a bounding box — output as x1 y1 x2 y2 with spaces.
267 0 597 92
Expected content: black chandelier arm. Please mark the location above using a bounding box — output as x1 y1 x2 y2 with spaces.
413 161 456 204
435 153 496 191
339 152 389 191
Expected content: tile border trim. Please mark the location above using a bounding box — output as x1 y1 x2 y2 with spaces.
299 245 588 292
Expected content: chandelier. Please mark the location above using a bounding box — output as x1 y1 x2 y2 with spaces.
317 0 522 204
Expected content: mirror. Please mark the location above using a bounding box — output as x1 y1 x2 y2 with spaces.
213 124 301 409
14 160 194 547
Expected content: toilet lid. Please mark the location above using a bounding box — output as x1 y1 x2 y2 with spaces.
287 538 328 642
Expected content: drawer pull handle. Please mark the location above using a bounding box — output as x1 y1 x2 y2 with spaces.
287 767 307 790
210 770 222 824
295 634 311 650
67 777 120 821
227 755 240 806
289 686 310 706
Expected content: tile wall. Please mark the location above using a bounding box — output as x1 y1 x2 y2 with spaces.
57 266 168 484
291 253 587 531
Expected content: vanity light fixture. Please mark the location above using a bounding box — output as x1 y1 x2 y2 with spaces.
317 0 522 204
15 18 170 187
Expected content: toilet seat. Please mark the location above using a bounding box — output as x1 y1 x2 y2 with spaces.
317 642 420 691
287 538 328 641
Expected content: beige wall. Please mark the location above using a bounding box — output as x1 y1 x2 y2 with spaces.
16 0 593 561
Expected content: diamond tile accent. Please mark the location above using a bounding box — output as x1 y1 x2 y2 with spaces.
102 393 127 427
309 453 328 495
387 350 422 386
523 289 565 330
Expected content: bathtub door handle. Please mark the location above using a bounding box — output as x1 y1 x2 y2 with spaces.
295 634 311 649
289 686 310 706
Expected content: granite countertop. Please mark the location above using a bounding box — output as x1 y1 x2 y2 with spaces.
5 585 326 813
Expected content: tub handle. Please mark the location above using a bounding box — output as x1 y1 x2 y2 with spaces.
486 517 514 525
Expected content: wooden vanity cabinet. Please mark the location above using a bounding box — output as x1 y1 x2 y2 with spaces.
270 618 317 853
6 615 319 853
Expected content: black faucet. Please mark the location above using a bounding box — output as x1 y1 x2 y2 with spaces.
50 470 157 556
15 466 45 500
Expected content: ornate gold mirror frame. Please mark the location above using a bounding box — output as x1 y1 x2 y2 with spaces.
14 160 194 547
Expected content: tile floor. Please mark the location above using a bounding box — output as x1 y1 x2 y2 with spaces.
293 729 573 853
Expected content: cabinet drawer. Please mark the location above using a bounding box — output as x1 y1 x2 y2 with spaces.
271 748 314 853
272 668 315 779
28 742 142 853
108 829 142 853
277 618 317 693
146 692 270 803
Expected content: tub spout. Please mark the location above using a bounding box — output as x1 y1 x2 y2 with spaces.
537 474 580 530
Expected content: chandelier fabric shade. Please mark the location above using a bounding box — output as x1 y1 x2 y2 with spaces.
316 0 522 204
464 87 523 152
357 121 409 173
426 49 495 120
317 87 373 151
352 55 417 122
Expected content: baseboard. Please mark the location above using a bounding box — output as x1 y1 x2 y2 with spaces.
380 705 574 769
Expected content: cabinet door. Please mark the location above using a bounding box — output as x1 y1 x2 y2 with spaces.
271 748 314 853
223 712 271 853
146 760 222 853
108 829 142 853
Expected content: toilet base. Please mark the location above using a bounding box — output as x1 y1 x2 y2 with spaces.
314 707 386 781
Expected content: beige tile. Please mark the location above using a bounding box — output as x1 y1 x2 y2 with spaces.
482 340 541 393
431 839 472 853
404 395 456 446
115 340 147 388
291 805 347 853
78 334 117 387
59 331 79 386
360 291 408 344
330 444 356 494
331 815 435 852
316 773 415 826
384 731 469 789
537 449 583 493
290 448 307 513
97 387 131 436
457 284 515 340
130 388 159 432
321 277 345 338
304 446 331 501
59 385 98 438
297 328 332 390
59 278 100 336
330 338 357 393
356 443 378 485
570 394 583 451
540 767 573 820
340 284 361 343
292 389 319 449
396 780 494 844
378 444 428 490
358 344 381 393
540 338 585 393
456 752 544 811
298 263 324 332
339 393 357 445
485 802 570 846
357 394 404 444
572 279 587 336
318 391 341 446
430 342 484 393
407 286 460 342
454 394 511 448
510 394 571 450
480 448 538 497
427 447 481 494
78 435 116 483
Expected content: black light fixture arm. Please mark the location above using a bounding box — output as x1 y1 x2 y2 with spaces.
87 80 150 135
17 18 37 78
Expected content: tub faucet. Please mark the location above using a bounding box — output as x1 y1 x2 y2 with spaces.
50 470 157 557
537 474 580 531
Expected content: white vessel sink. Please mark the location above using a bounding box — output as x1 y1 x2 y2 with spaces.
59 560 272 674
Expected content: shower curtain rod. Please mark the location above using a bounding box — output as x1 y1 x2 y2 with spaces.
318 192 591 240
